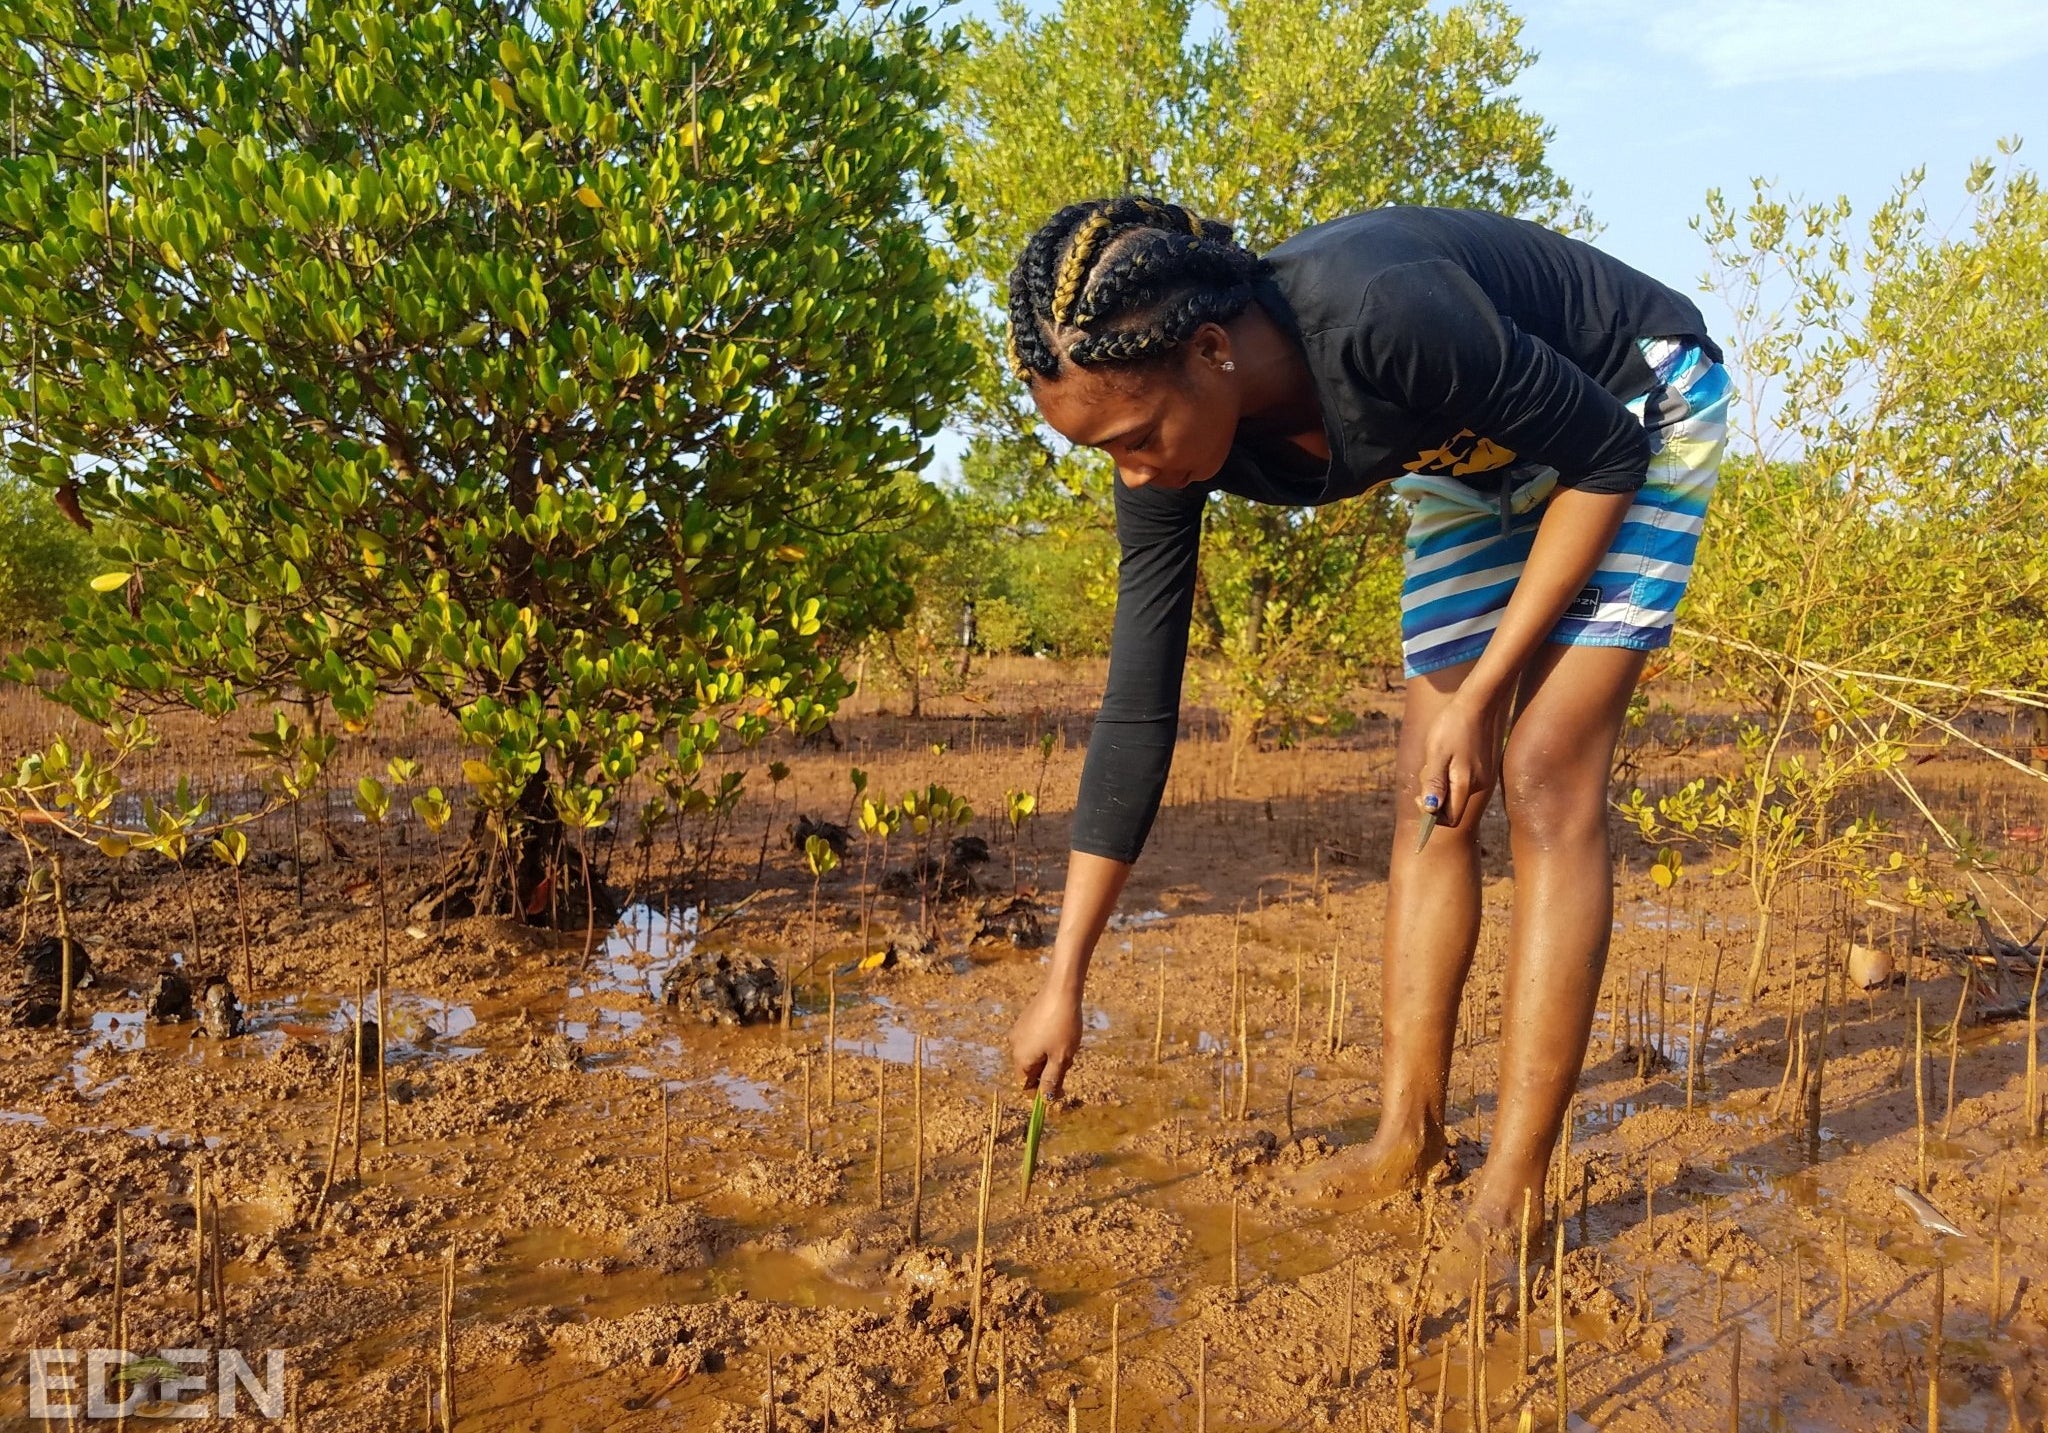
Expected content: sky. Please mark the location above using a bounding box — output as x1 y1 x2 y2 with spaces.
1512 0 2048 313
930 0 2048 475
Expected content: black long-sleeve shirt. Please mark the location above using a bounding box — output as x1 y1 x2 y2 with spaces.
1068 206 1721 863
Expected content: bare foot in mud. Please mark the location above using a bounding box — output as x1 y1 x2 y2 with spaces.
1462 1165 1548 1244
1427 1213 1494 1288
1286 1112 1449 1200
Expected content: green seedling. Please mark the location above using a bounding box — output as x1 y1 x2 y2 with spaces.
796 833 841 1028
114 1355 184 1386
1020 1092 1047 1200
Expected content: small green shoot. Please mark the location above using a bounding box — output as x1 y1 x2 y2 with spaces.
1020 1092 1047 1200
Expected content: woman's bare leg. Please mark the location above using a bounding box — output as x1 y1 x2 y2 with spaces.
1463 643 1646 1231
1304 657 1503 1195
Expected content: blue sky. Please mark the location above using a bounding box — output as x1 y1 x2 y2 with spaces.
1513 0 2048 313
931 0 2048 475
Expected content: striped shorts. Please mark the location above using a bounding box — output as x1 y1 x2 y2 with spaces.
1394 337 1733 679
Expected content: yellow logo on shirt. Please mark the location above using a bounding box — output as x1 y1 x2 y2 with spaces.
1403 430 1517 477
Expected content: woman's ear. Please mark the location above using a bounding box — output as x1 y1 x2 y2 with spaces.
1183 322 1237 383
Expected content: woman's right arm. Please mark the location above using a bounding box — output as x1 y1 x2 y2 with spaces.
1010 850 1130 1095
1010 476 1206 1096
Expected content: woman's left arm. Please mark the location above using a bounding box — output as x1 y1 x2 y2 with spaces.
1346 261 1662 824
1417 486 1631 826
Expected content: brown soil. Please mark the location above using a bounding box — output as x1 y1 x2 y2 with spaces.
0 660 2043 1430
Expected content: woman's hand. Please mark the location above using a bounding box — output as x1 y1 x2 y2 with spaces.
1417 690 1506 827
1424 486 1630 826
1010 982 1085 1098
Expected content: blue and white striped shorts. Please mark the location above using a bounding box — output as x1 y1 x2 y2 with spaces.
1394 337 1733 679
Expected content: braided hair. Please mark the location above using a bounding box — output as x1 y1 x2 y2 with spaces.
1005 196 1272 384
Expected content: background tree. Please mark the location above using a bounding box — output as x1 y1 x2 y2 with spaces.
947 0 1579 330
952 434 1118 660
860 476 991 716
1631 147 2048 994
0 0 975 918
1686 151 2048 703
942 0 1580 765
0 467 95 642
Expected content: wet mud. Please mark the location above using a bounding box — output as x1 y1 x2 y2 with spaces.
0 669 2043 1430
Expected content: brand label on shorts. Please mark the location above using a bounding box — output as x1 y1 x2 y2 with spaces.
1565 585 1603 620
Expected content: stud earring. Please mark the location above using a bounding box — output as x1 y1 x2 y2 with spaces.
1221 360 1236 371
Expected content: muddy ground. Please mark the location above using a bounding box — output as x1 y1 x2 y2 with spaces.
1 660 2044 1430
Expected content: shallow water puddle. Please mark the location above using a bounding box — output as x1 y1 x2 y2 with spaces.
62 1005 259 1098
1614 896 1750 934
1710 1157 1825 1208
557 1006 651 1044
574 900 703 1002
699 1072 775 1113
617 1035 687 1083
824 991 1009 1080
269 988 485 1058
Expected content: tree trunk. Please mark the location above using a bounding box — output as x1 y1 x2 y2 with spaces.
1245 573 1269 650
1742 900 1776 1004
407 773 613 930
1227 704 1261 795
52 850 74 1027
1194 572 1227 651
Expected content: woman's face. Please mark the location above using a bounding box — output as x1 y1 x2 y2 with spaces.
1030 336 1241 492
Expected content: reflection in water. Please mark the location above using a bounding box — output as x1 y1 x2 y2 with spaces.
558 1007 648 1043
707 1072 774 1112
1613 896 1750 934
251 989 485 1060
585 902 702 1001
826 992 1005 1080
1107 908 1170 931
89 1007 148 1052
